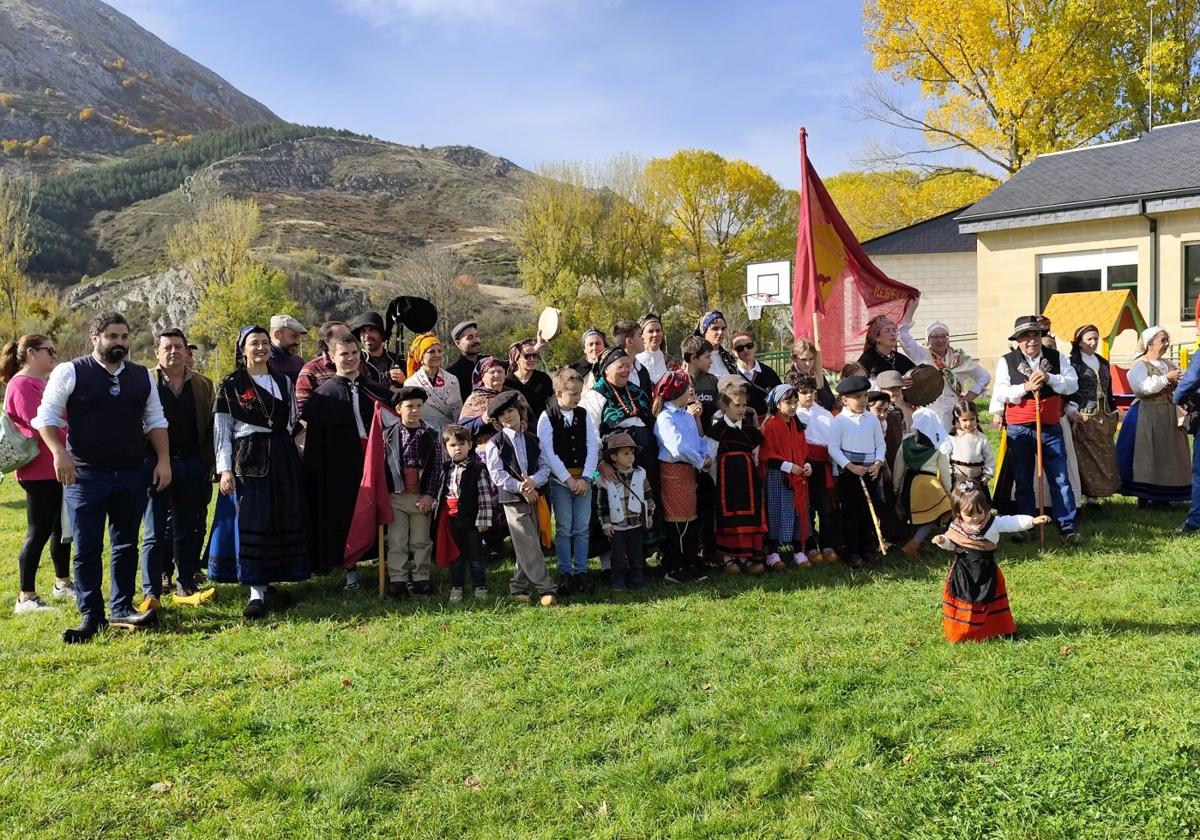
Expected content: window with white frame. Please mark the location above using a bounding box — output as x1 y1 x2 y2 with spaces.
1036 247 1138 311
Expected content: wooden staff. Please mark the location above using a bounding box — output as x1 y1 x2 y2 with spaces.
859 474 887 555
1034 391 1045 550
377 524 387 600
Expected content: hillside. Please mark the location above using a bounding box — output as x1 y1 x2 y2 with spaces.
0 0 279 169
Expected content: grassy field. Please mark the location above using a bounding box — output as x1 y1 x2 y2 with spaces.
3 475 1200 839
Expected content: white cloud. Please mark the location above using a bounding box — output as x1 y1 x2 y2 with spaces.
336 0 619 30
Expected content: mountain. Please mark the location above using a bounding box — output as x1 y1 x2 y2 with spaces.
0 0 279 169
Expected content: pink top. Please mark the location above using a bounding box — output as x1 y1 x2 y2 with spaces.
3 373 61 481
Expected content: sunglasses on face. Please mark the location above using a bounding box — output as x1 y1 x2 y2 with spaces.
35 346 56 357
108 375 121 397
522 353 539 360
734 342 754 352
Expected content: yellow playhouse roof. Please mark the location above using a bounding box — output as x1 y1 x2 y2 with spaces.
1042 290 1147 349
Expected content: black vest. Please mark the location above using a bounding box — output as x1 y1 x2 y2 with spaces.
441 457 485 525
159 377 200 459
544 404 587 469
67 356 152 469
495 430 541 482
1004 349 1060 399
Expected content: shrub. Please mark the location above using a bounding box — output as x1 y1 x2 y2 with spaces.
0 94 13 108
77 107 97 122
328 256 351 275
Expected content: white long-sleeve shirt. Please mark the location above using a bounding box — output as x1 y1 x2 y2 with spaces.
829 410 886 468
535 407 600 483
796 404 834 447
33 358 168 433
1128 358 1175 397
484 427 550 496
988 350 1078 415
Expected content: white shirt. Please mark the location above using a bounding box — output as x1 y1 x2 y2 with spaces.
536 407 600 483
214 374 292 473
796 404 834 447
940 430 996 480
1129 358 1174 397
829 410 887 468
988 350 1078 415
34 358 168 435
635 349 669 385
709 352 731 378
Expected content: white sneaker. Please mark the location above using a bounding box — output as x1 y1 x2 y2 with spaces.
52 581 76 600
14 595 56 614
448 587 464 603
765 552 782 567
793 552 810 566
473 587 489 601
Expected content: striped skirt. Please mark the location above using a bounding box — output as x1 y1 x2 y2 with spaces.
942 554 1016 643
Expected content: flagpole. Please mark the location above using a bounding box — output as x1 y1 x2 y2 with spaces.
377 525 386 599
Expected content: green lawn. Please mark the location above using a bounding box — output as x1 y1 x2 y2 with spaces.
2 475 1200 839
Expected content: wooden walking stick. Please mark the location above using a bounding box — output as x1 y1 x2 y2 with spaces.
377 524 386 600
859 473 887 555
1034 391 1045 550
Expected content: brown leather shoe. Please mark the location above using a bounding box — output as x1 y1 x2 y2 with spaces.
539 594 557 607
746 562 766 576
901 540 920 559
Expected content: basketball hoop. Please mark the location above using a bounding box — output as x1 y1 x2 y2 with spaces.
743 292 776 321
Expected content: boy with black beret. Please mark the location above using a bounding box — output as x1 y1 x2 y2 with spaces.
830 375 887 568
383 385 443 597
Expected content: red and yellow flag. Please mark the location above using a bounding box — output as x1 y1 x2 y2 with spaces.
792 128 920 368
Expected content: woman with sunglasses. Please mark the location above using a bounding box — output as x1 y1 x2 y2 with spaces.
730 329 782 421
505 338 554 423
2 334 73 614
857 315 915 382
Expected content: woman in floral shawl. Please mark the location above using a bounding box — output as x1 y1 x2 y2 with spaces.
899 321 991 430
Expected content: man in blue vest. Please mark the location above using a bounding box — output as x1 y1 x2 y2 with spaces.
35 312 172 643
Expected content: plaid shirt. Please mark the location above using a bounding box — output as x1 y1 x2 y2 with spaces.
446 458 496 530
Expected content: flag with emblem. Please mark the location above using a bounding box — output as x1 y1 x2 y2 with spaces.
792 128 921 368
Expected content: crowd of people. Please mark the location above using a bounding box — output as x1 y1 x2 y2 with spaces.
3 304 1199 646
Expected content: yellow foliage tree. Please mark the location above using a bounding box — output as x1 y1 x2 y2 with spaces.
168 197 296 374
0 172 38 341
78 107 97 122
825 169 998 242
863 0 1129 173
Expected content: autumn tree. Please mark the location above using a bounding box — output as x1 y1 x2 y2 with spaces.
861 0 1132 174
0 172 38 339
825 168 998 241
382 245 478 348
168 196 297 375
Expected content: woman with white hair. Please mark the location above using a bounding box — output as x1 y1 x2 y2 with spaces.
899 321 990 430
1115 326 1192 506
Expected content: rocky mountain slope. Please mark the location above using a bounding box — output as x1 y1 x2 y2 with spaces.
0 0 278 169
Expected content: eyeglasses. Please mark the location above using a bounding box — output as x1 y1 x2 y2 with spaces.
108 375 121 397
734 342 755 353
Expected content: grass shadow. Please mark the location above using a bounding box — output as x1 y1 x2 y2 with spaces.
1016 619 1200 639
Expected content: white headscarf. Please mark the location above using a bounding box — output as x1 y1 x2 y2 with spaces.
925 321 950 341
912 408 948 448
1140 325 1166 350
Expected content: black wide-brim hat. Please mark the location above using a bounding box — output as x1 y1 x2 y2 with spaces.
1008 315 1050 342
384 296 439 340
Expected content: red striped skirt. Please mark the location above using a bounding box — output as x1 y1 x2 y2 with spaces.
660 461 698 522
942 561 1017 643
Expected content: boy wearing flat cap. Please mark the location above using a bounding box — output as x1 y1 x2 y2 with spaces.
383 386 443 597
483 390 557 605
830 375 887 568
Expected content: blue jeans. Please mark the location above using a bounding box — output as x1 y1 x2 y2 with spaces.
64 462 150 621
141 454 211 595
1186 435 1200 528
548 480 591 574
1007 423 1077 532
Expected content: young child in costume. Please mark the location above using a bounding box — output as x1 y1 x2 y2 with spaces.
760 384 812 569
537 367 599 596
830 375 887 569
794 373 837 563
483 390 557 606
934 480 1048 642
941 399 995 487
598 431 653 590
710 390 767 575
892 411 953 558
434 424 495 603
653 370 710 584
384 386 444 598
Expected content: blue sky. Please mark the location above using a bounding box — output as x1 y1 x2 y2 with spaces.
105 0 920 188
